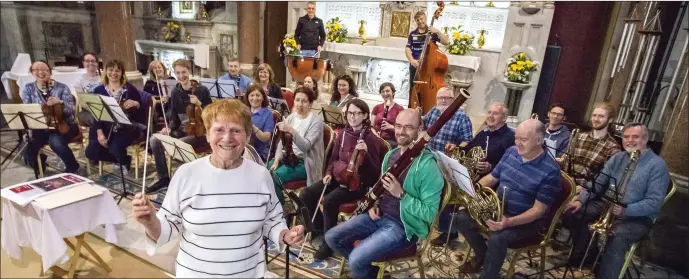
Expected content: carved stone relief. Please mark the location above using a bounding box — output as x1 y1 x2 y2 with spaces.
365 59 410 98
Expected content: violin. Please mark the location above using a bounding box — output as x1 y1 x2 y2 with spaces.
280 127 300 168
184 80 205 137
337 125 368 191
410 2 448 114
40 80 69 135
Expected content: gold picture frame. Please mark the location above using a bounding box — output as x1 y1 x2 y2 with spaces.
390 11 411 38
179 1 193 14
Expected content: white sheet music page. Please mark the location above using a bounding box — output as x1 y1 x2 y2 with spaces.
432 151 476 197
101 95 132 125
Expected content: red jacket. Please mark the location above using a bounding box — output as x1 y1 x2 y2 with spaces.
326 125 382 189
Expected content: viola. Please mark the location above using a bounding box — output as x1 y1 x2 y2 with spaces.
40 80 69 135
336 125 368 191
184 80 205 137
353 88 470 215
278 127 299 168
409 2 448 114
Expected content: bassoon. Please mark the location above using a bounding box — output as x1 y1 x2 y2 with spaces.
353 88 470 215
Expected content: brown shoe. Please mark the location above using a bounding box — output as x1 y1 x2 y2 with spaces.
459 257 484 273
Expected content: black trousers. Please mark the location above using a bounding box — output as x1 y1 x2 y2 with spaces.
408 65 417 108
299 178 367 234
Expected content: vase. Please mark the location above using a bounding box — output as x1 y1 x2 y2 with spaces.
358 21 367 45
477 30 486 49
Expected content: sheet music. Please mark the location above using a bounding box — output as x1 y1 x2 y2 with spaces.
153 133 198 163
201 78 237 98
100 95 132 125
161 79 180 98
433 151 476 197
321 105 346 125
0 104 50 130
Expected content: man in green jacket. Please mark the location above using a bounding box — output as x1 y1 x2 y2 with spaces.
325 109 445 279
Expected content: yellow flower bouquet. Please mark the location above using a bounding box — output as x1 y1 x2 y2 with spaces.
282 33 300 56
326 17 348 43
162 21 181 43
443 25 474 56
504 52 540 84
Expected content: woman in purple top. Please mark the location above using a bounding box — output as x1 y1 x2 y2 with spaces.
244 84 275 162
371 82 404 148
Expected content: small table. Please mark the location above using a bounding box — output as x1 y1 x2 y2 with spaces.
1 185 126 277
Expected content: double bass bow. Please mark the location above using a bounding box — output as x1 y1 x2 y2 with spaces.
39 79 70 135
336 125 369 191
184 80 205 137
410 2 448 114
353 88 470 215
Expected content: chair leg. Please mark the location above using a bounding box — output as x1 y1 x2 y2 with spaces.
538 246 547 279
505 248 523 279
98 161 103 176
337 257 347 278
417 254 426 279
618 243 638 279
375 262 386 279
36 153 44 177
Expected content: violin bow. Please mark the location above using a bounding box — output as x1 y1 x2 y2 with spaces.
154 73 170 131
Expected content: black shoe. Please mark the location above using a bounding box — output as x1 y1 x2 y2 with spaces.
314 243 334 262
146 178 170 194
431 232 458 247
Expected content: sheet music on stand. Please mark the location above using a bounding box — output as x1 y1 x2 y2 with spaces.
432 151 476 197
77 93 131 125
161 80 180 98
268 97 289 113
0 104 51 130
200 78 237 99
320 105 346 126
153 134 198 164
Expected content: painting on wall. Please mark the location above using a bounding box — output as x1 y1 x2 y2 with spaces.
390 11 411 38
179 1 194 14
42 22 85 61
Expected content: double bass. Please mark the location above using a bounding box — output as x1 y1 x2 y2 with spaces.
336 125 368 191
40 80 69 135
409 2 448 114
184 80 205 137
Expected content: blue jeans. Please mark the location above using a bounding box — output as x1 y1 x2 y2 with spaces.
300 50 319 58
454 210 540 279
23 123 80 173
325 214 417 279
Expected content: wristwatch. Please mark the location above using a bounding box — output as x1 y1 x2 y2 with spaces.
398 190 406 200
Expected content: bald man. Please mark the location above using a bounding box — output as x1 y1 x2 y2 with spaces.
454 119 562 278
422 87 473 152
325 109 444 279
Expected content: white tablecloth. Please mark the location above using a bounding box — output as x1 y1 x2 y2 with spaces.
1 69 87 99
1 186 126 272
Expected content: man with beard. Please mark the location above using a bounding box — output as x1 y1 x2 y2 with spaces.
563 123 669 278
219 57 251 94
422 87 473 152
325 109 444 279
431 103 515 246
545 103 570 157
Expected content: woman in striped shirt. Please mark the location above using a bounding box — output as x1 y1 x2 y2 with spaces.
132 99 305 278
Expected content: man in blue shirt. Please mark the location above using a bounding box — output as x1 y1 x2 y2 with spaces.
405 11 449 105
455 119 561 278
544 103 570 157
563 123 669 279
218 57 251 95
422 87 473 152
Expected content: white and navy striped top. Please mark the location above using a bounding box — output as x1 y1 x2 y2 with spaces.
146 156 288 278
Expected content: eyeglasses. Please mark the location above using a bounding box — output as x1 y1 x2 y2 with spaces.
394 124 419 131
548 112 564 117
346 111 365 117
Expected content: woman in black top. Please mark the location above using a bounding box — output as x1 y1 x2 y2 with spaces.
144 60 175 125
253 63 283 99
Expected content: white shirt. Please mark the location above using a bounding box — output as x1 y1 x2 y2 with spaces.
289 112 313 158
146 156 288 278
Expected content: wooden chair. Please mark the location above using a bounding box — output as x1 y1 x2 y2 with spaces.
618 179 676 279
281 87 295 111
502 171 576 279
337 180 452 279
282 124 335 191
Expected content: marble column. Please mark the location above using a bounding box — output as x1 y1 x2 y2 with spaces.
94 2 143 89
237 2 260 76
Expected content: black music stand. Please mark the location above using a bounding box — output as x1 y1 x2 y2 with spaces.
200 78 237 99
153 134 197 165
0 104 50 179
321 105 346 126
161 80 180 98
268 97 290 115
78 93 133 204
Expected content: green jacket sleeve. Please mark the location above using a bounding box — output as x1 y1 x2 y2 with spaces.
400 152 444 240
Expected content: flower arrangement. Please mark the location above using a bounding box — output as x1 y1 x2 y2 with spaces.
282 33 300 56
504 52 540 84
443 25 475 56
326 17 348 43
162 21 181 43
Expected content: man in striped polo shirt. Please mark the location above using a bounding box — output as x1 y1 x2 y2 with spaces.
405 11 449 102
454 119 562 278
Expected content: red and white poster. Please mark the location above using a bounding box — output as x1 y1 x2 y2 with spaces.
1 173 93 206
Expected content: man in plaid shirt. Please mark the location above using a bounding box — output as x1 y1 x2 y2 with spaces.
559 102 621 190
422 87 473 152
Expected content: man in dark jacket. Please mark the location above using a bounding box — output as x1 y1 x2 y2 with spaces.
294 1 326 57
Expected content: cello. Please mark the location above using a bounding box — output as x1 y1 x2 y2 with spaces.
184 80 205 137
336 125 368 191
409 2 448 114
39 79 70 135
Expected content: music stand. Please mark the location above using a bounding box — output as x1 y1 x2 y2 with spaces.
78 93 133 204
152 134 198 164
0 104 50 179
268 97 290 115
161 80 180 98
320 105 346 126
200 78 237 99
